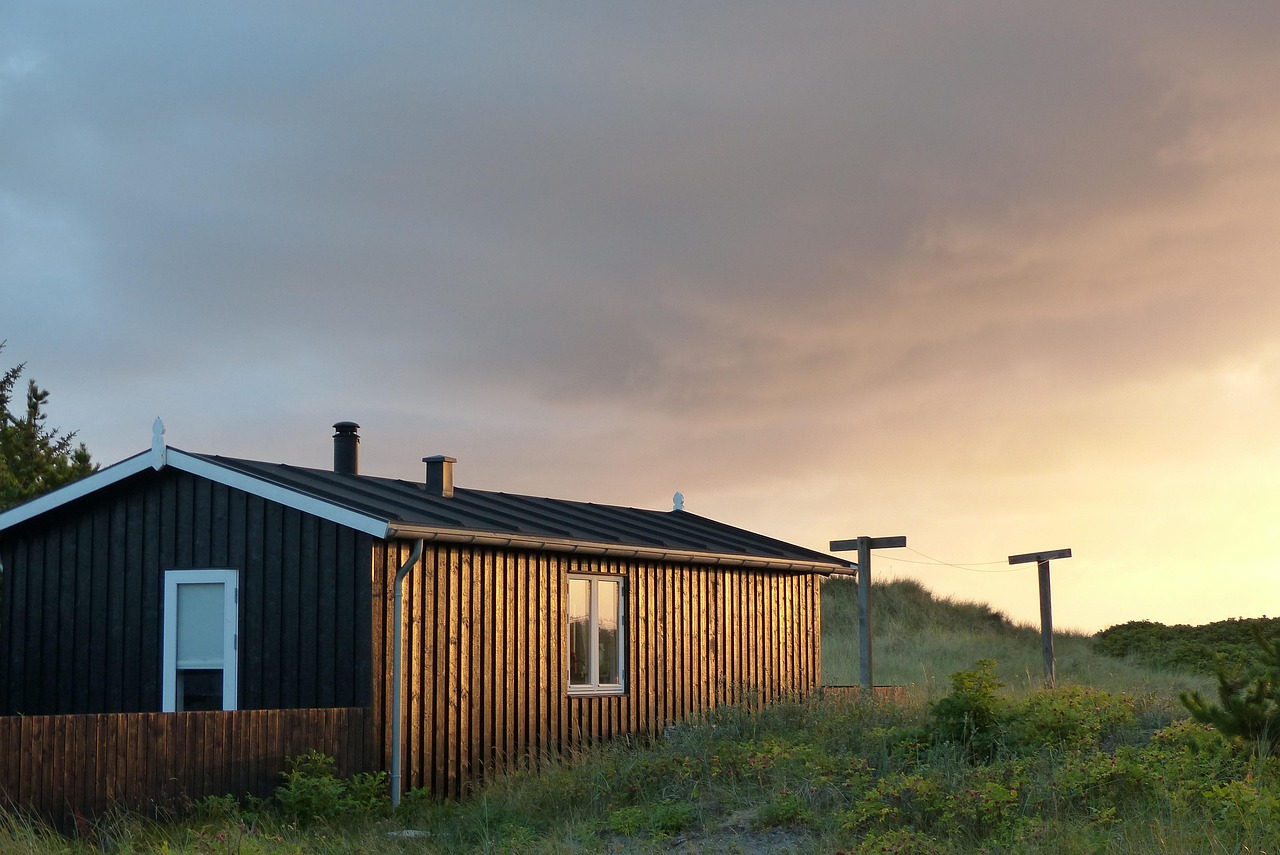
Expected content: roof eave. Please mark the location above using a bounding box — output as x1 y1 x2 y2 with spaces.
386 522 844 573
0 448 393 540
0 450 154 533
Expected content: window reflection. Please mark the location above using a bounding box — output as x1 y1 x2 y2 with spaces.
569 578 590 685
567 575 624 692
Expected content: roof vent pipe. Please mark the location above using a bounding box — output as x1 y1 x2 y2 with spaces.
424 455 456 498
333 421 360 475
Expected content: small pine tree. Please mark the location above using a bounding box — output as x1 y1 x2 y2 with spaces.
930 658 1006 761
1181 626 1280 755
0 342 97 511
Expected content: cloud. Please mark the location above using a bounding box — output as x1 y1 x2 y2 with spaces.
5 3 1280 628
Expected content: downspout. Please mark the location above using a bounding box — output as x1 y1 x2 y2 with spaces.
390 539 424 809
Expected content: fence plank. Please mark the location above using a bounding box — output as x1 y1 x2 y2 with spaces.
0 707 373 830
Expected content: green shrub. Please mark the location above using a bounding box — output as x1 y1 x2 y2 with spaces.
1182 628 1280 755
647 800 696 836
750 791 812 830
1138 718 1254 808
612 751 698 801
489 820 541 853
604 805 644 836
841 771 948 834
274 749 390 825
1007 685 1136 751
853 828 946 854
1095 617 1280 675
929 659 1006 760
941 759 1029 842
603 799 695 838
1202 777 1280 842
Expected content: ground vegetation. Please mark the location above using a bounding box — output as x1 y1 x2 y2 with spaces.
7 580 1280 854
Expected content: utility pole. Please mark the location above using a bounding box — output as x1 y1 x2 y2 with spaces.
1007 548 1071 687
829 535 907 692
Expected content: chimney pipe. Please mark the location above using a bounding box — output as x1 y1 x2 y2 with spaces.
333 421 360 475
424 455 456 498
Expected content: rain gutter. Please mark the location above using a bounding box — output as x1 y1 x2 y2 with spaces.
385 523 842 574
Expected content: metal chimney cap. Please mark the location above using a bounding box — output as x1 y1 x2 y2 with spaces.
332 421 361 475
423 455 456 498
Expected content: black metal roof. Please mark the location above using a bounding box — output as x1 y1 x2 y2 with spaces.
194 454 844 569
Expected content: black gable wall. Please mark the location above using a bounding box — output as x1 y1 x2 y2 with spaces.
0 468 374 716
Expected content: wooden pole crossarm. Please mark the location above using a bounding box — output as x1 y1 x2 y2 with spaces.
831 536 906 552
1008 548 1071 564
829 535 907 691
1007 547 1072 688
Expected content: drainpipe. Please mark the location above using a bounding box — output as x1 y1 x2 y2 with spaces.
390 539 424 809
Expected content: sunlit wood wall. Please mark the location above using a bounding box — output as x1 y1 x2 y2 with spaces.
370 541 821 797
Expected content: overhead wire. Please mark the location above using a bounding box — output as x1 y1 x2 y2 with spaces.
874 546 1025 574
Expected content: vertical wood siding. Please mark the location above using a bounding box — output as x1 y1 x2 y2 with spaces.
0 469 375 716
372 542 821 798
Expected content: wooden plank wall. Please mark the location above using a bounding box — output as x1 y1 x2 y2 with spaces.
371 542 822 798
0 707 373 830
0 468 374 715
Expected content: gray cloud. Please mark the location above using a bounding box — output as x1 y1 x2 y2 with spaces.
5 2 1280 628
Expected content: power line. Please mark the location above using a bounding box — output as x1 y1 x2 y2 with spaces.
876 546 1023 574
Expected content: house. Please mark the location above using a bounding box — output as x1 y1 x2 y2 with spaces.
0 420 845 812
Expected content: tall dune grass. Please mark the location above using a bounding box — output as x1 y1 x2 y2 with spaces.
821 577 1213 705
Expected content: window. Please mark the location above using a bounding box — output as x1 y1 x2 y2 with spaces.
162 569 238 712
568 575 624 694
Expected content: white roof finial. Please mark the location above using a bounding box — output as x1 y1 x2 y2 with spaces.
151 417 167 470
672 491 684 512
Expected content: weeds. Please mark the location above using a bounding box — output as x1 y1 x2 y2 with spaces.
3 579 1274 854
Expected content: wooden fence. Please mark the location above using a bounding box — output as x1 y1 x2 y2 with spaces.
819 685 911 704
0 707 373 829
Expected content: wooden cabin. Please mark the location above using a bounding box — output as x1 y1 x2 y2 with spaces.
0 420 844 813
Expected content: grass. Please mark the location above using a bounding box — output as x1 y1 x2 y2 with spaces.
2 578 1266 854
821 577 1213 704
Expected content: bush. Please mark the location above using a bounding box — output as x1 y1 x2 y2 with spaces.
274 750 390 825
1007 685 1136 751
602 799 695 838
929 659 1006 760
1182 628 1280 754
751 791 812 830
1095 617 1280 675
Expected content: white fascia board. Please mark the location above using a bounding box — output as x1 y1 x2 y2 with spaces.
167 450 392 538
0 451 154 533
0 448 392 540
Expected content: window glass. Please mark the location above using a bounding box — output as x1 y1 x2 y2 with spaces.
176 583 225 666
179 669 223 711
567 575 624 693
568 577 591 685
597 579 620 686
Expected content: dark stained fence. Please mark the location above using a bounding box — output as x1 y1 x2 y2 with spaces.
371 542 823 798
0 707 373 829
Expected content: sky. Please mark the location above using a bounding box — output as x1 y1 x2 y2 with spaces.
3 3 1280 634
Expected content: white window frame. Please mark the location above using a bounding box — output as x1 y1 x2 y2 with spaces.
162 568 239 712
567 574 626 696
